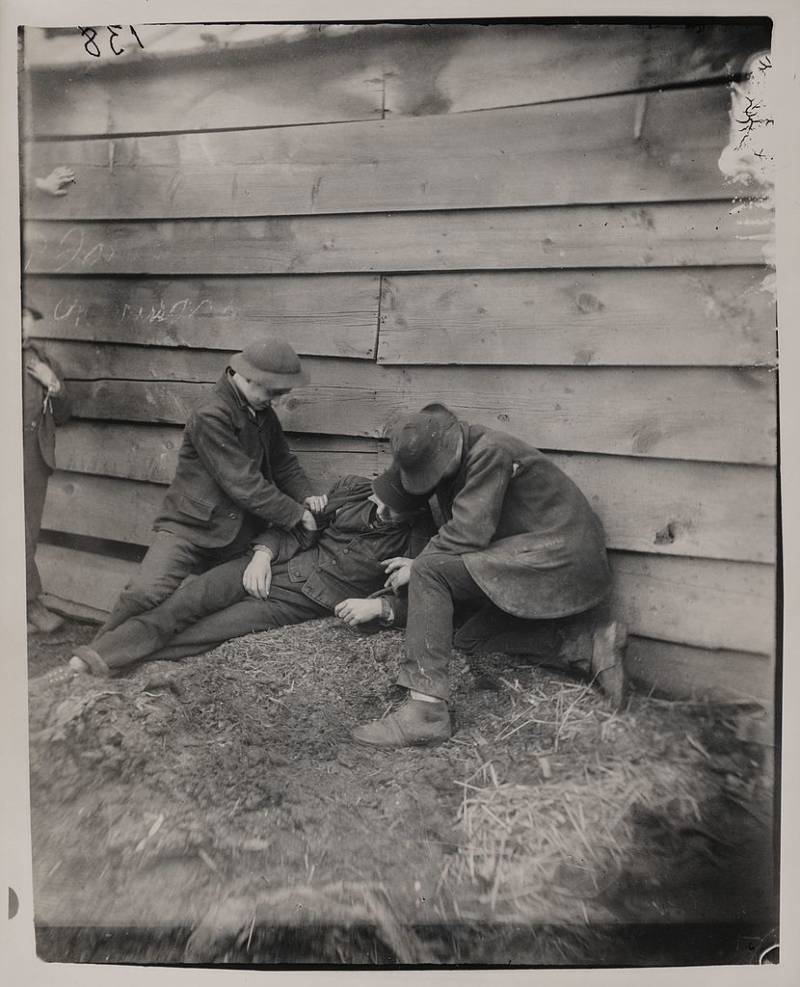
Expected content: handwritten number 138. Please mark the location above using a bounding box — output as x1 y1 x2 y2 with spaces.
78 26 144 58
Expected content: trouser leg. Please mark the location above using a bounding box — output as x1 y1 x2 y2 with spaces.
454 603 562 658
92 556 252 669
453 598 613 675
397 552 487 702
97 532 206 635
146 577 329 663
23 453 49 604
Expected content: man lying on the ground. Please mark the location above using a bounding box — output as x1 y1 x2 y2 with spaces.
66 471 433 676
349 403 628 749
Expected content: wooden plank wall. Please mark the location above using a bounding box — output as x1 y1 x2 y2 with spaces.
22 21 776 703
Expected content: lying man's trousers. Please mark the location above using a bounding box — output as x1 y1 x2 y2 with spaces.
397 551 608 702
92 555 328 669
97 528 260 637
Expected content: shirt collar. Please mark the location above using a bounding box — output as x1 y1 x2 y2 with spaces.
219 370 262 421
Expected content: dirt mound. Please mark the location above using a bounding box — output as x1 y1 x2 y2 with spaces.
28 619 776 964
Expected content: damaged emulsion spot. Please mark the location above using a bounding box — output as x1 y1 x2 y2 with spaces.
654 521 678 546
575 292 604 315
631 420 664 455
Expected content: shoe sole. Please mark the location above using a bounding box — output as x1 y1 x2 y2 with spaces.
350 731 451 750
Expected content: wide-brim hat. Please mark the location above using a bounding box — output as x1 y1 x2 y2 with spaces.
390 410 462 495
229 337 309 388
371 465 429 514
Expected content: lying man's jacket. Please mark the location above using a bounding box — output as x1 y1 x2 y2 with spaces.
154 371 314 548
86 474 436 671
255 474 435 611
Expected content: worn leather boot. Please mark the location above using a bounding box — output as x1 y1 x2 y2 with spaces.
590 621 628 709
351 699 451 748
27 598 63 634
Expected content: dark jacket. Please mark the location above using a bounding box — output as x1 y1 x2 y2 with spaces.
22 342 71 472
256 474 434 611
420 422 612 619
154 372 313 549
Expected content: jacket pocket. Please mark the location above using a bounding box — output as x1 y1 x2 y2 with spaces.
174 493 215 526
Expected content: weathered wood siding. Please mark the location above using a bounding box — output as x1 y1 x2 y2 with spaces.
22 22 776 703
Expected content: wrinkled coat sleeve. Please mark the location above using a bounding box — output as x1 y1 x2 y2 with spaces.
250 475 353 561
374 509 437 628
252 525 318 563
188 408 307 530
425 441 514 555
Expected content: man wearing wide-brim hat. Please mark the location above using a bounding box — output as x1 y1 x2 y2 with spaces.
91 337 329 642
351 403 628 749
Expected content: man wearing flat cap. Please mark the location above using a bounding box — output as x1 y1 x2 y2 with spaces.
65 468 432 676
351 404 627 748
93 337 328 642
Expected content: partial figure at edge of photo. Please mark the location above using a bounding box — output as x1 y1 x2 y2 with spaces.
22 302 71 634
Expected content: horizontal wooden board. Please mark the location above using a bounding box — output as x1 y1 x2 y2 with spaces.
24 87 734 220
39 592 109 625
54 423 392 485
25 23 768 134
43 447 395 543
55 422 185 484
287 435 393 490
52 351 776 465
35 540 774 656
48 431 776 563
382 22 769 116
37 543 135 613
26 27 384 134
22 275 380 358
378 268 777 367
551 454 776 565
43 472 165 546
22 202 772 276
627 638 773 705
609 553 774 655
42 341 227 383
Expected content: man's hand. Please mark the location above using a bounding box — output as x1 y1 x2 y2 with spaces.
382 556 413 592
300 509 318 532
35 167 76 197
304 494 328 514
243 550 272 600
334 597 383 627
26 357 61 393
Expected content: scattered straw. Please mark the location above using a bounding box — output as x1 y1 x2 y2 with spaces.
446 671 715 923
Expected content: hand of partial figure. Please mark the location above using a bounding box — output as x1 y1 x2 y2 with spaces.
26 357 61 392
35 167 76 196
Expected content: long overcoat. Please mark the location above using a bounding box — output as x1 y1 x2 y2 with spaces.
424 422 611 619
